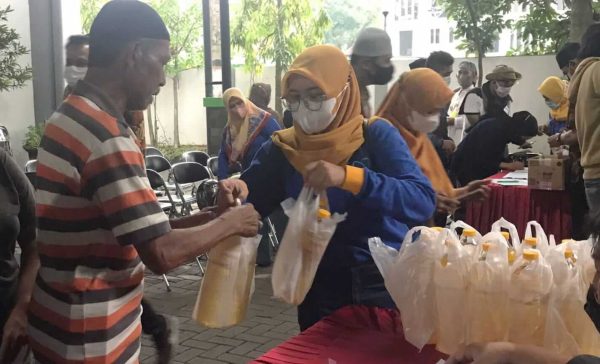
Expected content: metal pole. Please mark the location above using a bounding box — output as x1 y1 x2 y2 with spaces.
202 0 213 97
383 11 389 31
219 0 232 91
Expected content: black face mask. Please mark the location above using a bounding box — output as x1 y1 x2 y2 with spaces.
585 286 600 333
370 64 394 85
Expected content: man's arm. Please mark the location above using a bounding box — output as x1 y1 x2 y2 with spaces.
170 210 216 229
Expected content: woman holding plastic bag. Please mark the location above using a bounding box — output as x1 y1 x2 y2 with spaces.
240 45 436 330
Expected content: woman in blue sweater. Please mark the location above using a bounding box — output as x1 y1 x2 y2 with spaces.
241 45 436 330
218 88 280 179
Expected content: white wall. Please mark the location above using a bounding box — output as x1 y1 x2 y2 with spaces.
0 0 35 167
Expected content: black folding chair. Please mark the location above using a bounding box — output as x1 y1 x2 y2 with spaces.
182 151 210 166
147 169 179 218
145 155 171 173
196 179 219 210
24 160 37 189
207 156 219 179
145 146 163 157
171 162 212 214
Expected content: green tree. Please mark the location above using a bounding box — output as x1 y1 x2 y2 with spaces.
149 0 203 147
0 6 32 92
323 0 378 51
81 0 106 33
437 0 512 86
232 0 330 114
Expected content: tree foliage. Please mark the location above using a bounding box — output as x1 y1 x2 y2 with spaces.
81 0 106 34
323 0 378 51
0 6 32 92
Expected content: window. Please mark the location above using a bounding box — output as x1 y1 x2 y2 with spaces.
407 0 412 16
430 28 440 44
399 31 413 56
414 2 419 19
449 27 454 43
490 35 500 53
401 0 405 16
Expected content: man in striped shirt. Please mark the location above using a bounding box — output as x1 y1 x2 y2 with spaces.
28 1 260 363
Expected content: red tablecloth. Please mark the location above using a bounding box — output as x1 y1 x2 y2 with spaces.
252 305 445 364
465 171 572 240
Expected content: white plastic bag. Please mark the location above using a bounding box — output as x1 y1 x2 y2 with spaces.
466 232 510 344
272 187 346 305
370 227 442 350
192 234 262 328
491 217 521 255
449 220 482 257
524 221 550 256
507 248 554 346
433 229 470 354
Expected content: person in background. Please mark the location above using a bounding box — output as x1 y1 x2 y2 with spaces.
448 210 600 364
447 61 478 144
241 45 436 331
63 35 89 98
28 2 260 363
557 42 581 81
249 82 282 126
350 27 394 118
538 76 569 137
409 58 427 70
376 68 489 219
426 51 456 169
451 111 538 186
571 23 600 213
462 65 521 127
0 147 38 363
218 87 281 179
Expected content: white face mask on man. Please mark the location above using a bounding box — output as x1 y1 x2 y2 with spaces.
409 110 440 134
293 97 337 135
64 66 87 87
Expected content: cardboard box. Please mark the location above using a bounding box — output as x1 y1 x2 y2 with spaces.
528 156 567 191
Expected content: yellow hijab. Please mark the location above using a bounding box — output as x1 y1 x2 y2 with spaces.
538 76 569 121
376 69 455 197
272 45 365 173
223 88 260 162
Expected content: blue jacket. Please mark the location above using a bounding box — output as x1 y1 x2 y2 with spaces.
241 119 436 269
218 116 281 180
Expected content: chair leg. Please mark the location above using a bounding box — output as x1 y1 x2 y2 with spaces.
162 274 171 292
196 256 205 275
266 217 279 250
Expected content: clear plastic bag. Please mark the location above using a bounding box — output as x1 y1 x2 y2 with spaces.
524 221 550 256
466 232 510 344
433 229 470 354
507 248 554 346
271 187 346 305
545 240 600 356
491 217 521 262
192 234 262 328
449 221 482 257
370 227 442 350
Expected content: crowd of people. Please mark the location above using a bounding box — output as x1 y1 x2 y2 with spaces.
0 0 599 363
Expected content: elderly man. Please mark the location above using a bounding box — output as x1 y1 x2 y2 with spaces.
28 2 260 362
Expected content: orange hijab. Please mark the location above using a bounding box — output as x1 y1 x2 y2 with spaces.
376 68 455 197
272 45 364 173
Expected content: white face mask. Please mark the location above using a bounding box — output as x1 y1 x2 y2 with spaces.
64 66 87 86
292 97 337 135
409 110 440 134
495 85 512 98
443 76 452 86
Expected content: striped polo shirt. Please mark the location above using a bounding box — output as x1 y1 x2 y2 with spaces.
28 81 171 363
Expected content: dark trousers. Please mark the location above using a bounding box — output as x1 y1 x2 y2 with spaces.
141 299 167 337
297 262 396 331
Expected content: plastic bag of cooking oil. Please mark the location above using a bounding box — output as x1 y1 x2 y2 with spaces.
507 248 554 346
433 228 470 354
449 220 482 257
523 221 550 256
466 232 510 344
491 217 522 262
192 234 262 328
369 227 443 350
271 187 346 305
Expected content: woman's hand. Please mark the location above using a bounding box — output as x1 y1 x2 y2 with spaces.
216 179 250 215
0 304 29 363
436 193 460 214
457 180 491 203
304 161 346 192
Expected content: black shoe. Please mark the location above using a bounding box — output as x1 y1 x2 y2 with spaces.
153 316 178 364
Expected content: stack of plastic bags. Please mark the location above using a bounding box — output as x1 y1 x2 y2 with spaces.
369 218 600 357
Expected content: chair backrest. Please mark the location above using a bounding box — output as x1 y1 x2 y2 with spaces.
145 155 171 173
182 151 210 166
24 159 37 173
25 171 36 188
171 162 211 184
145 146 163 157
196 179 219 209
146 169 166 190
207 157 219 177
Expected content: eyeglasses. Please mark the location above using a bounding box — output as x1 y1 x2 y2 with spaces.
282 84 348 112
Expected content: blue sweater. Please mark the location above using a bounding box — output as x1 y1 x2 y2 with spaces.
218 116 281 180
241 119 436 269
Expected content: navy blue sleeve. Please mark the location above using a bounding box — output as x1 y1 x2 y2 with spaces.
359 119 436 225
243 117 282 171
241 140 287 218
217 135 229 180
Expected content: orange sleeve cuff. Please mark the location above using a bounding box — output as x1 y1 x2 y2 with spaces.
341 165 365 195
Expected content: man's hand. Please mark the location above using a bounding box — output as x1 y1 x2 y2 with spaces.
442 139 456 155
436 193 460 214
548 133 561 148
216 179 249 214
458 180 491 203
538 124 549 136
0 304 29 363
447 342 514 364
304 161 345 192
501 161 525 171
219 204 261 237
